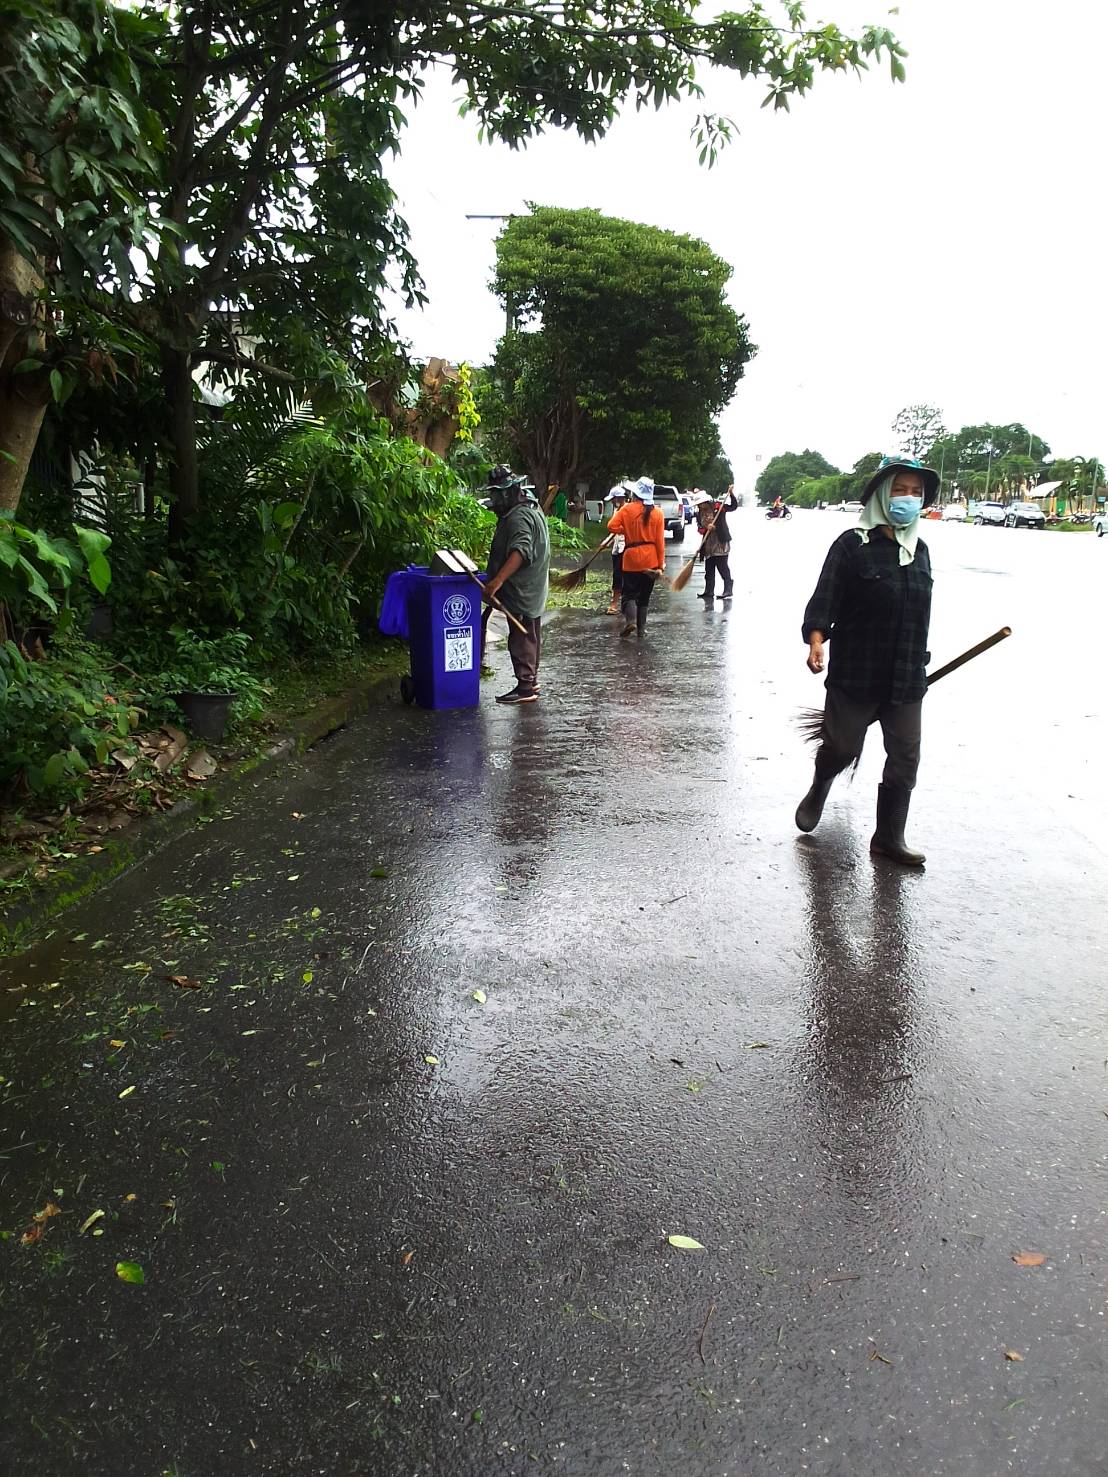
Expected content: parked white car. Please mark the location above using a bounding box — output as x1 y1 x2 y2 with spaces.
941 503 967 521
974 501 1005 526
1094 512 1108 537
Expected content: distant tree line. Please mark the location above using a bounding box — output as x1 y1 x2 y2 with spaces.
756 406 1104 509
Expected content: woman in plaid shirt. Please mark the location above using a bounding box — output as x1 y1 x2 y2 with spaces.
795 457 939 866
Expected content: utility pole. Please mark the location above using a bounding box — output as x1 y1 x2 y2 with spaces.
465 214 518 337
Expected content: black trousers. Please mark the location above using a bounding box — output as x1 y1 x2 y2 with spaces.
817 686 923 790
611 550 624 593
703 554 732 595
621 569 656 610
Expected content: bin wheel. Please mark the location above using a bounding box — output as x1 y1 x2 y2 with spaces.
400 674 415 705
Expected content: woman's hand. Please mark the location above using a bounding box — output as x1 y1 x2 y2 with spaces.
807 633 826 673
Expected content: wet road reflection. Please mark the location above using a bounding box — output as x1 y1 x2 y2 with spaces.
0 511 1105 1476
793 837 929 1207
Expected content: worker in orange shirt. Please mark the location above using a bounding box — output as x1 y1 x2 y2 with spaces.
607 477 666 638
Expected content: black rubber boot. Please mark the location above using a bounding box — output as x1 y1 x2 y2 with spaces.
870 783 926 866
620 601 637 638
795 765 836 833
636 605 648 638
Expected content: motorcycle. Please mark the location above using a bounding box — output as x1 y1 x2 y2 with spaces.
765 505 792 520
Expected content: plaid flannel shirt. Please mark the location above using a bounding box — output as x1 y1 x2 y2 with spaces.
802 530 933 705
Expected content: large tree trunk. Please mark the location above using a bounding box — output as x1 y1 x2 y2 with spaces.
162 343 199 545
0 243 49 513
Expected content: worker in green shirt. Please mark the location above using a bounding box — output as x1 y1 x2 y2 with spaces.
482 467 551 705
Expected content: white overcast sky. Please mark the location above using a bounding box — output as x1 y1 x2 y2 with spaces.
384 0 1106 491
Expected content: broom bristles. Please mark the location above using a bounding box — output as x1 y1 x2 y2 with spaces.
794 707 862 775
670 556 696 593
549 565 589 589
794 707 826 745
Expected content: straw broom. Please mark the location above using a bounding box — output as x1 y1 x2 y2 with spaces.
796 626 1012 746
549 535 614 590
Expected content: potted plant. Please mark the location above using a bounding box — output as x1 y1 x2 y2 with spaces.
156 629 263 741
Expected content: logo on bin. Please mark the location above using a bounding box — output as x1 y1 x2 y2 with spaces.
442 593 473 625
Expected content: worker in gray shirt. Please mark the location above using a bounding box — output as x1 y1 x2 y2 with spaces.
482 467 551 705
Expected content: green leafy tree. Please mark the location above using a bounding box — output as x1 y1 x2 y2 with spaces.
486 207 753 492
1 1 906 525
841 451 883 501
926 423 1050 499
755 449 838 505
0 0 167 512
892 404 946 460
696 443 735 497
791 473 846 508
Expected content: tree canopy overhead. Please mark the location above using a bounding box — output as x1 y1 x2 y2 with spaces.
484 206 753 491
1 0 907 521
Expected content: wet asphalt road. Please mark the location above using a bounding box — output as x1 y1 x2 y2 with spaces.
1 510 1105 1477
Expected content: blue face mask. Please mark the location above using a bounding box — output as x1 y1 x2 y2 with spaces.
888 495 922 527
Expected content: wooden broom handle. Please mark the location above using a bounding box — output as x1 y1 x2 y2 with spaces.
926 626 1011 686
464 569 528 636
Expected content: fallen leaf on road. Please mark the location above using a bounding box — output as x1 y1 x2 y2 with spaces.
370 867 389 879
165 974 201 990
743 1042 772 1050
108 1039 126 1049
20 1224 45 1245
424 1055 440 1065
1004 1349 1024 1361
78 1209 105 1235
472 989 487 1004
1012 1252 1046 1267
667 1235 705 1251
153 733 186 774
118 1085 136 1099
115 1260 145 1285
32 1203 61 1224
111 749 138 772
401 1250 414 1266
123 1194 136 1203
869 1349 894 1366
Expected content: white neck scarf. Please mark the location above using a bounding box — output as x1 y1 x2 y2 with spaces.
855 473 920 566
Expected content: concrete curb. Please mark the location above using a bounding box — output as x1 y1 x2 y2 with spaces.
0 667 402 954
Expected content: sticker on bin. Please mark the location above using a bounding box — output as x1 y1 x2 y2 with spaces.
442 593 473 625
443 627 473 672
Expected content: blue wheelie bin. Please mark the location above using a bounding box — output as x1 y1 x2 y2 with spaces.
402 569 481 710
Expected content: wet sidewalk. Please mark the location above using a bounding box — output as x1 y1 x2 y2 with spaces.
1 517 1105 1476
